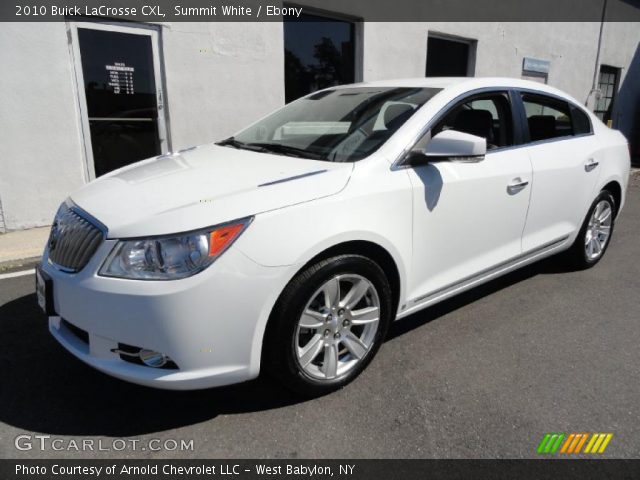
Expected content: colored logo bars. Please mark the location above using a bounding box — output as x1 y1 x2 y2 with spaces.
537 433 613 454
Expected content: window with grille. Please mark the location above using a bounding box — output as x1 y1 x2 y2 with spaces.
595 65 620 125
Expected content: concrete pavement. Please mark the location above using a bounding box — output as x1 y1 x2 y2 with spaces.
0 226 49 271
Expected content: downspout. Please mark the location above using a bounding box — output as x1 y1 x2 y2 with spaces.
586 0 608 108
0 193 5 233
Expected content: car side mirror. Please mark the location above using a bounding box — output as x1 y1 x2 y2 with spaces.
406 130 487 166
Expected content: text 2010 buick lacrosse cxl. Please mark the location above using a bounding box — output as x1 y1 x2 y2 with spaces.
37 78 630 396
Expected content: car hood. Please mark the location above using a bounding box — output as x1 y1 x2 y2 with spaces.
71 144 353 238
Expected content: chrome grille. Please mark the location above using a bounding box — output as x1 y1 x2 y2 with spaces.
47 204 104 272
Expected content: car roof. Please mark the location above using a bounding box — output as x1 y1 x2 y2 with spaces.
334 77 580 104
339 77 469 89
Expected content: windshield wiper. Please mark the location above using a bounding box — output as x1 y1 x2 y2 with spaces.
246 143 325 160
218 138 325 160
217 137 267 153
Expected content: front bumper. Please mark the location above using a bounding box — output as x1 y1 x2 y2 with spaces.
42 239 290 390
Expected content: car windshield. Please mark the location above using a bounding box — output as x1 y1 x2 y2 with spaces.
218 87 442 162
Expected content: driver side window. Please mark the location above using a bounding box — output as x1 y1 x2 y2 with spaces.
431 92 514 150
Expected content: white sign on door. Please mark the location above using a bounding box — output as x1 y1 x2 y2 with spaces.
106 62 135 94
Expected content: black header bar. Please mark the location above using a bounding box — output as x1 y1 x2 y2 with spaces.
3 459 640 480
3 0 640 22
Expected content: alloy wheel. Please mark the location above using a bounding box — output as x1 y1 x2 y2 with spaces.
294 274 381 381
584 199 613 261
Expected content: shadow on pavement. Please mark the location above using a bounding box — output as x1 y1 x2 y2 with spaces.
0 291 300 437
387 256 572 340
0 255 572 437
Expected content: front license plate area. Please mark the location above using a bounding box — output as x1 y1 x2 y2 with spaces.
35 264 55 316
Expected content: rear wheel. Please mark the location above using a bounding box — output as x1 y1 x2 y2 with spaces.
565 190 616 269
263 254 393 397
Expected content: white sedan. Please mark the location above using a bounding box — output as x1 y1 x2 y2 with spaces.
37 77 630 396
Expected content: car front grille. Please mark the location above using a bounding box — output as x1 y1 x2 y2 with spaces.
47 204 104 272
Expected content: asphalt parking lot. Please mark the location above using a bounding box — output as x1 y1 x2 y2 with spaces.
1 178 639 460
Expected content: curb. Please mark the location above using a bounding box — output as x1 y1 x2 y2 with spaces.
0 256 41 274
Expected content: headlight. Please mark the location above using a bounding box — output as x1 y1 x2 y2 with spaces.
99 218 252 280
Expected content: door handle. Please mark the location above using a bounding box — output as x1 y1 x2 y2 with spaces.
507 178 529 194
585 158 599 172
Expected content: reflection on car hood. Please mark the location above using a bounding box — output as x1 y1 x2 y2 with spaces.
70 144 353 238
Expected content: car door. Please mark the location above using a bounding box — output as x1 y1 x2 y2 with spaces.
403 91 532 304
517 92 600 252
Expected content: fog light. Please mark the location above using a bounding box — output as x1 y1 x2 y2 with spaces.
139 349 168 368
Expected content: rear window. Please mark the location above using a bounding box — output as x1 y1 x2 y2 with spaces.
521 93 573 141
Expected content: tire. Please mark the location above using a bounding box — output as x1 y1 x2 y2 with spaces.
263 254 393 397
565 190 616 270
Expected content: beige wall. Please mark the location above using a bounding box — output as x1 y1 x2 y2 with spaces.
0 23 87 231
161 22 285 150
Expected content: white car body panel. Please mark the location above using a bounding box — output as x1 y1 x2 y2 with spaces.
404 148 532 301
521 135 600 251
40 77 631 390
71 144 353 238
45 237 297 389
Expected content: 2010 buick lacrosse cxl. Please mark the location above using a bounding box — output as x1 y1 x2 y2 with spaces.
37 77 630 396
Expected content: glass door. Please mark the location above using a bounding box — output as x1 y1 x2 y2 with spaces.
70 21 168 178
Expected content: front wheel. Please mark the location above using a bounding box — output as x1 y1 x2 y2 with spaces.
263 254 393 397
565 190 616 269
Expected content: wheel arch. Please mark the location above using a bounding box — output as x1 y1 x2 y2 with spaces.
257 239 404 369
298 240 402 315
601 180 623 217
